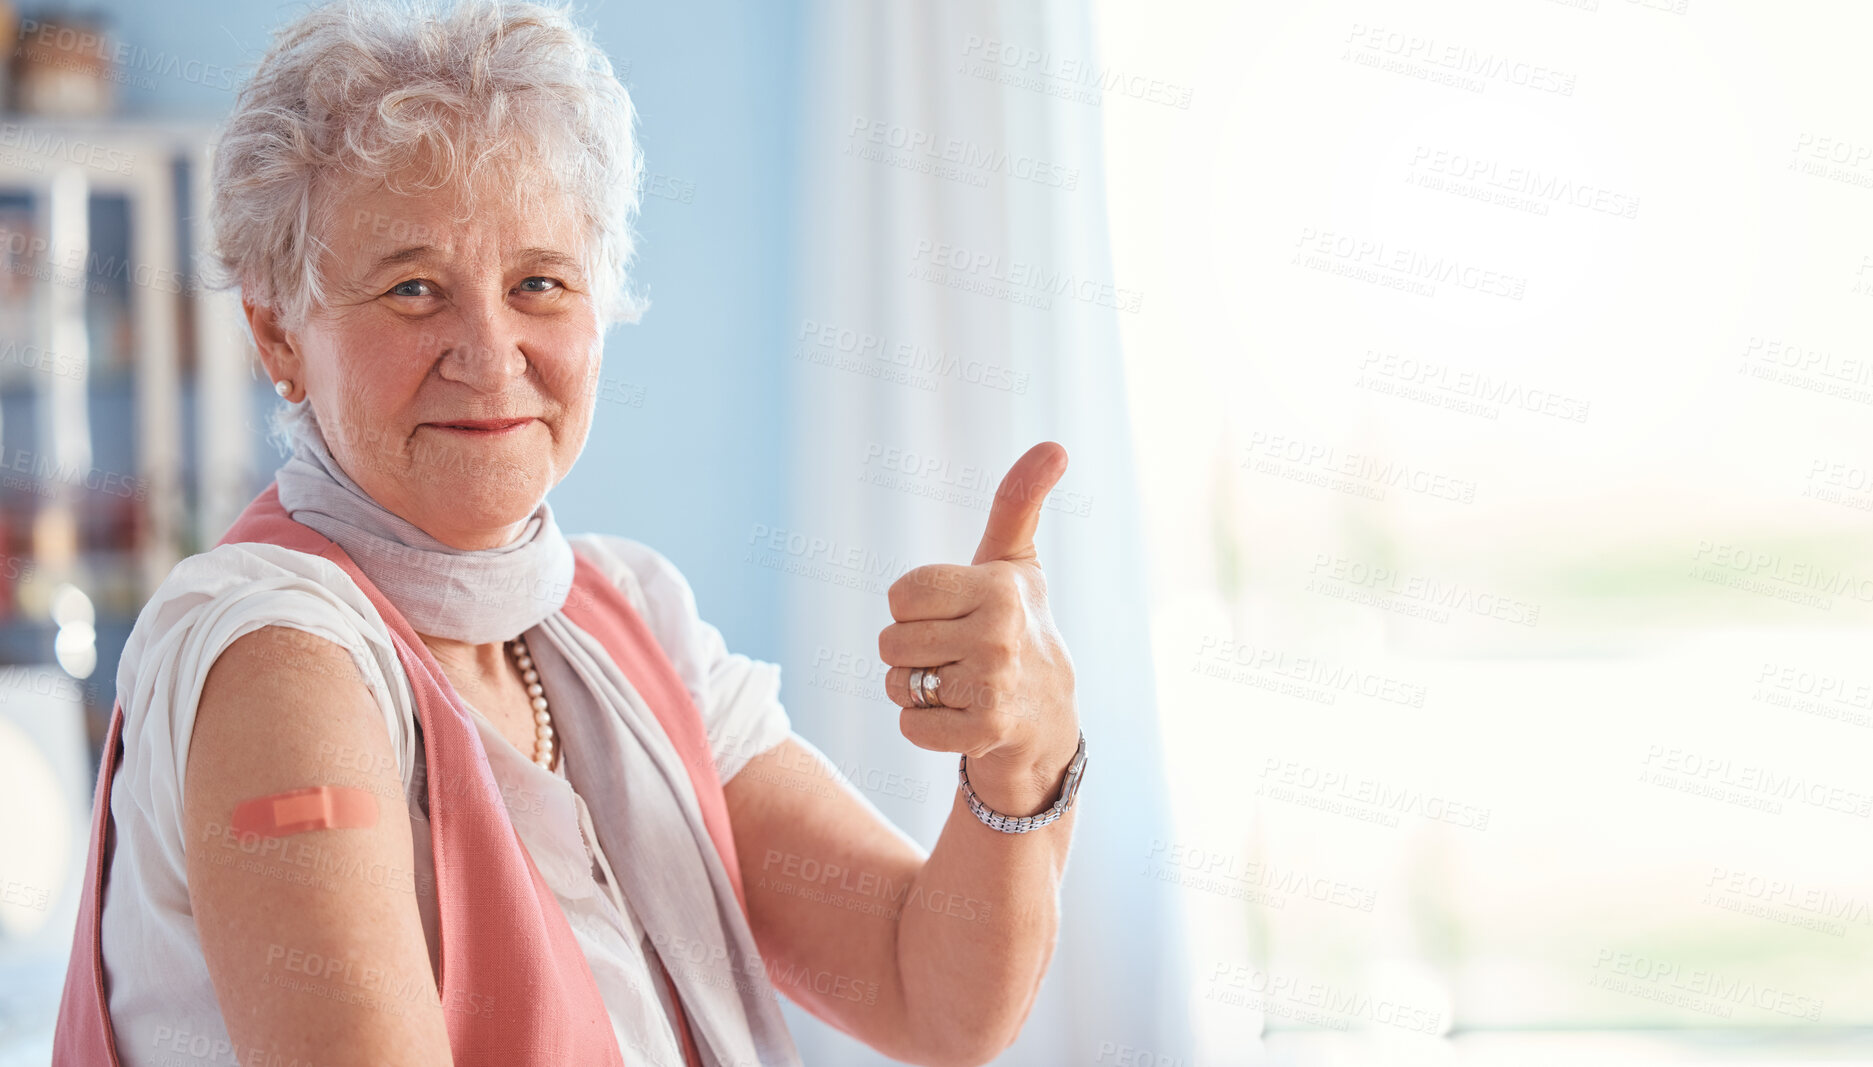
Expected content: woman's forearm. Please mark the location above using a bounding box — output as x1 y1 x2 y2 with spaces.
873 443 1084 1064
893 746 1081 1065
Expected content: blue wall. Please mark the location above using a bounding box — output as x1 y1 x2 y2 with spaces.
96 0 802 662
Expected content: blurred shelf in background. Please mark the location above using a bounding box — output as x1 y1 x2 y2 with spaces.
0 114 264 761
0 13 292 1060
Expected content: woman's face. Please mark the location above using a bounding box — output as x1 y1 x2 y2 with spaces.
251 167 602 551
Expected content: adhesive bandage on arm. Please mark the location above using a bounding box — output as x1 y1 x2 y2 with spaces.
231 785 378 839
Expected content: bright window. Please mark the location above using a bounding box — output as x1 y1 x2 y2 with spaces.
1096 1 1873 1057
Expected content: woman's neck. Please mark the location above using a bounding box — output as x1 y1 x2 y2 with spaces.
417 631 512 687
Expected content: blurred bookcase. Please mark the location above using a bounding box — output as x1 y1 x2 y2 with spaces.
0 117 257 752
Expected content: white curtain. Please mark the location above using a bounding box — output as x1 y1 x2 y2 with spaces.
779 1 1191 1062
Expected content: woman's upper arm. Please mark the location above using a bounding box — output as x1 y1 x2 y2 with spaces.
180 624 451 1066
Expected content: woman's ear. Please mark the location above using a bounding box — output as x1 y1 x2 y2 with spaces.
243 297 300 387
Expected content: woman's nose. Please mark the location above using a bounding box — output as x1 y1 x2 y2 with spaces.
433 307 528 390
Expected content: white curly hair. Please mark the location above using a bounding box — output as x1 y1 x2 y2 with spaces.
208 0 647 452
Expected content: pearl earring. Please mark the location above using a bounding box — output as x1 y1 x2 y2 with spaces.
274 379 293 398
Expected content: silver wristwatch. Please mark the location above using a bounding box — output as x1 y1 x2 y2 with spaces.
958 730 1087 833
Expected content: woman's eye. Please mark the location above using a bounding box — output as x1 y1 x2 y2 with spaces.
387 279 434 298
516 276 561 293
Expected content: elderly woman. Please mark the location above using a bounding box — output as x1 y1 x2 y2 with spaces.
50 2 1086 1066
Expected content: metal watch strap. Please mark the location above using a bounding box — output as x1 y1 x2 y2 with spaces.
958 729 1087 833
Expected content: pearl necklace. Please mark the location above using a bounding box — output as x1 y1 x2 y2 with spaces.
508 635 556 769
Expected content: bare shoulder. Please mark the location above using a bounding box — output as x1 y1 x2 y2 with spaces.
180 625 451 1064
185 626 388 787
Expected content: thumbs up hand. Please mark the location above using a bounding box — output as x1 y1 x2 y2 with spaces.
878 442 1082 818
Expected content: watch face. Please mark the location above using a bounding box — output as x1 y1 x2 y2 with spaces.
1064 752 1086 802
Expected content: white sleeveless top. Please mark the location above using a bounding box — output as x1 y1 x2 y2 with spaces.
97 532 793 1066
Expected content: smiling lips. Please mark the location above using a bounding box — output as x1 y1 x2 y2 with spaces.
426 417 536 434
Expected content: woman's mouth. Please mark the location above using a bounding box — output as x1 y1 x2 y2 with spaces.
424 418 536 435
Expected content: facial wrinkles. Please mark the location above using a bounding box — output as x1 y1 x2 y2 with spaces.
288 176 602 545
